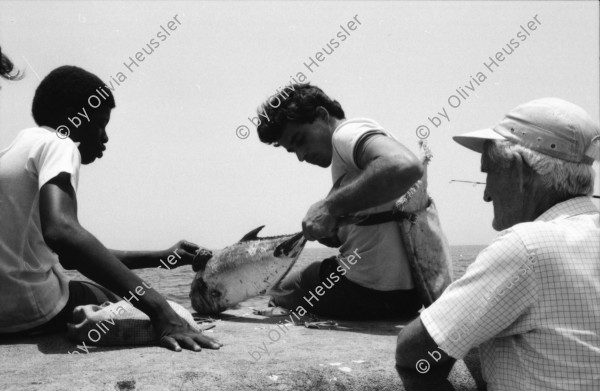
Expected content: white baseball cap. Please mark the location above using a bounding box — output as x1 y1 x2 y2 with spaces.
453 98 600 165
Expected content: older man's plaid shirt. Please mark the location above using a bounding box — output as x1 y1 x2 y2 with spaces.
421 196 600 391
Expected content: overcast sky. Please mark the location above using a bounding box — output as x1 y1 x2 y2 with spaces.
1 1 598 250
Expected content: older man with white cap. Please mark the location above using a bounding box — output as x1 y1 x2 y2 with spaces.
395 97 600 391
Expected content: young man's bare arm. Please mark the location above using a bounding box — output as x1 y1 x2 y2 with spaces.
302 135 423 240
39 173 221 352
328 135 423 215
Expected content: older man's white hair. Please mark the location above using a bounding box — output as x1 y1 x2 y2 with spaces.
484 140 596 199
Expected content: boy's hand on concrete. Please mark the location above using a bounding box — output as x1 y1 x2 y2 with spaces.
154 313 222 352
302 199 338 241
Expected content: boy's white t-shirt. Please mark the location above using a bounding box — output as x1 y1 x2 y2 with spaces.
0 126 80 332
331 118 414 291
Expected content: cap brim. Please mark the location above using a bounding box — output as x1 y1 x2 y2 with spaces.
452 128 506 153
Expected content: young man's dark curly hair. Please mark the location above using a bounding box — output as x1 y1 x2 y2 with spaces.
0 46 24 83
32 65 115 128
256 83 345 146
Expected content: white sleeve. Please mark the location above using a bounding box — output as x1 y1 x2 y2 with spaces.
332 121 387 170
27 135 81 191
420 230 538 359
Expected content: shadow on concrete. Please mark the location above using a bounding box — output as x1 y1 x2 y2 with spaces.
196 294 416 337
0 332 144 355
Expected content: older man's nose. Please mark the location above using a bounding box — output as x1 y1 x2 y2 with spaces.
483 189 492 202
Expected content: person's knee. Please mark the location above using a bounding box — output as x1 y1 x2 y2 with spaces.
270 271 306 310
271 260 333 312
271 293 299 310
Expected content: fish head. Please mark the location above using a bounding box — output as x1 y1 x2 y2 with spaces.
190 275 229 314
190 227 307 314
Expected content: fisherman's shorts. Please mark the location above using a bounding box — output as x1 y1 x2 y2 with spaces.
272 256 422 320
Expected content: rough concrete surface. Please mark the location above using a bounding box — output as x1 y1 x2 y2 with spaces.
0 296 484 391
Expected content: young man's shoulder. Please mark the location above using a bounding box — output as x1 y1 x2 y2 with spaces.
332 117 392 148
333 118 386 136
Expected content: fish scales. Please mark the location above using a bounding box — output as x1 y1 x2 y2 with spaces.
190 226 306 314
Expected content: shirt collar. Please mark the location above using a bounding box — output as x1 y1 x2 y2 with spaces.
535 196 599 223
